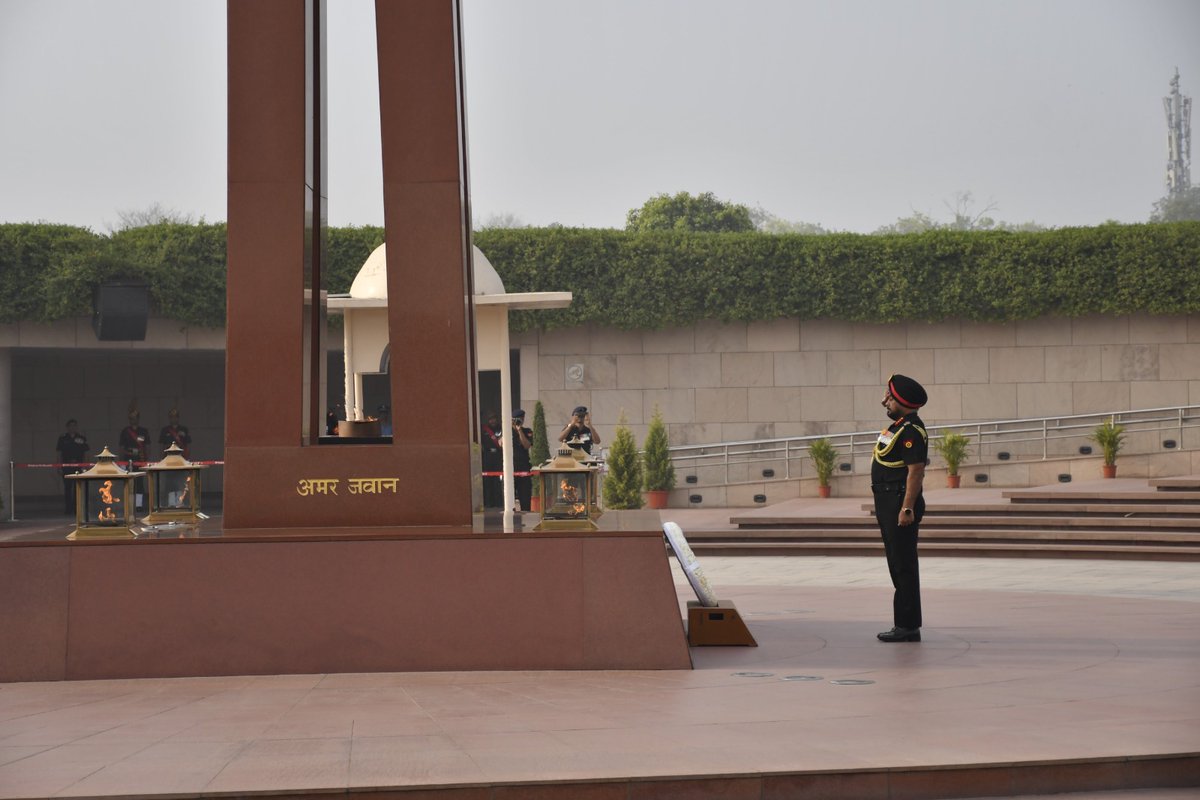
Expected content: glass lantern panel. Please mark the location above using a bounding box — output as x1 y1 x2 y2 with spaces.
82 478 127 527
156 471 194 510
544 472 590 520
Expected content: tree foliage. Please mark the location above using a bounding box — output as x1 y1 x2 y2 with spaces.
475 222 1200 332
1151 186 1200 223
626 191 755 233
3 219 1199 333
602 412 643 509
641 406 675 492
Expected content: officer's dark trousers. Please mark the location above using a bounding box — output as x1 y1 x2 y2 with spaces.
514 475 532 511
872 482 924 629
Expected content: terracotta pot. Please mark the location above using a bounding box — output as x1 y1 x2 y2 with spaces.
1102 464 1117 479
947 474 961 489
530 495 542 513
645 489 669 510
817 485 832 498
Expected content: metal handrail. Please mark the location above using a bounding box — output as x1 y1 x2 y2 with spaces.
667 405 1200 487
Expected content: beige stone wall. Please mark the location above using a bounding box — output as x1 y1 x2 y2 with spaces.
517 312 1200 449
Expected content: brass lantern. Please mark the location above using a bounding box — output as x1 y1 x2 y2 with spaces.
533 444 602 531
66 446 145 540
142 443 208 524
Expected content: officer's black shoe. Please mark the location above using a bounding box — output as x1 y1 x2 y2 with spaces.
877 627 921 642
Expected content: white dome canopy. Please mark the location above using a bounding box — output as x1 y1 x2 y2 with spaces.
348 243 505 299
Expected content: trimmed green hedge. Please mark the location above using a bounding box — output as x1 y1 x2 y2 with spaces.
475 223 1200 331
2 221 1198 331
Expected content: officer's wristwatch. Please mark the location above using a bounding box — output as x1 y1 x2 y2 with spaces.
901 507 913 515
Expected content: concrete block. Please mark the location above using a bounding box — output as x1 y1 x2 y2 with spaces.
20 321 78 348
961 383 1017 421
1072 314 1129 345
133 318 188 350
1188 315 1200 343
669 353 722 388
642 325 695 354
989 347 1045 384
590 327 644 355
573 355 617 389
799 386 855 422
773 351 827 387
960 321 1016 347
616 354 669 389
721 352 774 387
1044 346 1103 382
720 422 776 442
643 389 695 423
800 319 853 351
1159 343 1200 380
539 391 591 430
539 356 565 391
668 422 722 446
537 325 592 355
748 387 802 422
696 388 748 423
1017 382 1074 418
1101 344 1159 381
879 349 933 384
928 384 963 421
827 350 879 386
905 320 961 349
934 348 990 384
695 320 747 353
1130 380 1190 409
1129 313 1188 343
592 389 645 425
853 385 887 422
1071 381 1130 415
667 352 720 388
727 483 768 507
851 322 905 351
746 318 799 351
1015 317 1072 346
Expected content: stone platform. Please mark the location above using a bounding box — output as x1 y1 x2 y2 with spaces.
1 555 1197 799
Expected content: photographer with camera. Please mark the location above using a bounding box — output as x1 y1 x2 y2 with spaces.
511 409 534 511
559 405 600 456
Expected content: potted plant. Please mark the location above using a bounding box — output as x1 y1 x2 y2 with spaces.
529 401 550 512
808 438 838 498
642 406 675 509
602 411 643 509
1090 418 1125 478
933 431 971 488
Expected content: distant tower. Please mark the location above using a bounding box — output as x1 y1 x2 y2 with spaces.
1164 68 1192 195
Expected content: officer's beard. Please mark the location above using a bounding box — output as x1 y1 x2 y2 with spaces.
885 408 903 421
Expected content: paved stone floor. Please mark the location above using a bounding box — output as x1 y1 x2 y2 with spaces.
1 548 1198 799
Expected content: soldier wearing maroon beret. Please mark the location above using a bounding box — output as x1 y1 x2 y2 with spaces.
872 374 929 643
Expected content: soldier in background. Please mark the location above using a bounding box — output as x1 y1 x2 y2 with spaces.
159 408 192 459
55 419 89 515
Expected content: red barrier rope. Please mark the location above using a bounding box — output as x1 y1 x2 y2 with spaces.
13 460 225 469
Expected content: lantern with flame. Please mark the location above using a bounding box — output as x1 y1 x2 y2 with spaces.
532 443 602 531
66 446 145 540
142 443 208 524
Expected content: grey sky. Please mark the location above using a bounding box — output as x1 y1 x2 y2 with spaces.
1 0 1197 234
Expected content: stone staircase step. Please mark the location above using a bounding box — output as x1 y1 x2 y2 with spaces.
687 540 1200 560
690 527 1200 545
1150 475 1200 491
782 515 1200 532
1002 489 1200 503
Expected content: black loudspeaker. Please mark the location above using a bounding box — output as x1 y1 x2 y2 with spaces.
92 282 149 341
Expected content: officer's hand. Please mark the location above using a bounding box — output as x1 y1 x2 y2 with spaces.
897 508 914 527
